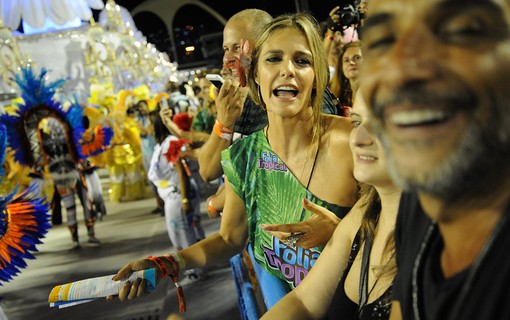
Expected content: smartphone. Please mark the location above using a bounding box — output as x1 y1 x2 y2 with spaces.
160 98 169 109
206 74 224 90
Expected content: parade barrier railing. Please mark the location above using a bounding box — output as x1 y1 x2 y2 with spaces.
230 244 290 319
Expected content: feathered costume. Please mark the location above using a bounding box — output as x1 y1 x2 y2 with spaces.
1 67 100 247
0 122 51 285
104 89 145 202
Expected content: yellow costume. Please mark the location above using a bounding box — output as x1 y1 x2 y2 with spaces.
104 90 146 202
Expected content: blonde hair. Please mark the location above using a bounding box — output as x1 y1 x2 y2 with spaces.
247 12 328 144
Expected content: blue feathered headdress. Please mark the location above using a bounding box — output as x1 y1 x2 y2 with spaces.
0 67 85 167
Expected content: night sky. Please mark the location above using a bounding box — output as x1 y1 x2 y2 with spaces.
111 0 341 22
95 0 349 69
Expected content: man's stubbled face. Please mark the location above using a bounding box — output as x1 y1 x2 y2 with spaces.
360 0 510 200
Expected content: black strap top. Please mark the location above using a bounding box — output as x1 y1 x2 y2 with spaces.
326 230 392 320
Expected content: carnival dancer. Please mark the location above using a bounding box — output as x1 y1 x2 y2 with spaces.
1 67 101 248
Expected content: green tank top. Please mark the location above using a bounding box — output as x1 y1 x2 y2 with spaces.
221 130 351 289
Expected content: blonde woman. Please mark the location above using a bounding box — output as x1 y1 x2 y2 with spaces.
110 12 357 302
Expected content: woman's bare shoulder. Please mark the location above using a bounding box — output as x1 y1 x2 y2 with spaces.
322 115 353 133
321 115 353 146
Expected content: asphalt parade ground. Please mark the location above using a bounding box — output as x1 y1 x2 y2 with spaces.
0 182 241 320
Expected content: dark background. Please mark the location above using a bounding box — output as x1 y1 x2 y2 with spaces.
112 0 339 21
96 0 345 69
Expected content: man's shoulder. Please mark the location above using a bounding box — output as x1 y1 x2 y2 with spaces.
396 192 428 229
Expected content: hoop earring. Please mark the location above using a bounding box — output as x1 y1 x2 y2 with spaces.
258 85 266 110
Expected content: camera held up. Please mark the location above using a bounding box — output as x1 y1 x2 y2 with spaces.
327 0 365 33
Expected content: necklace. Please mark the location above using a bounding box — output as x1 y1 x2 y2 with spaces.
412 213 509 320
356 231 395 319
264 125 319 189
357 235 376 318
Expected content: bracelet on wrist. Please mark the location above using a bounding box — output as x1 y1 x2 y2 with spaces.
146 255 168 279
165 252 186 271
164 252 187 312
213 129 233 141
214 119 234 132
213 119 234 141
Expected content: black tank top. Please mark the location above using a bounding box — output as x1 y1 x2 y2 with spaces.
326 230 392 320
